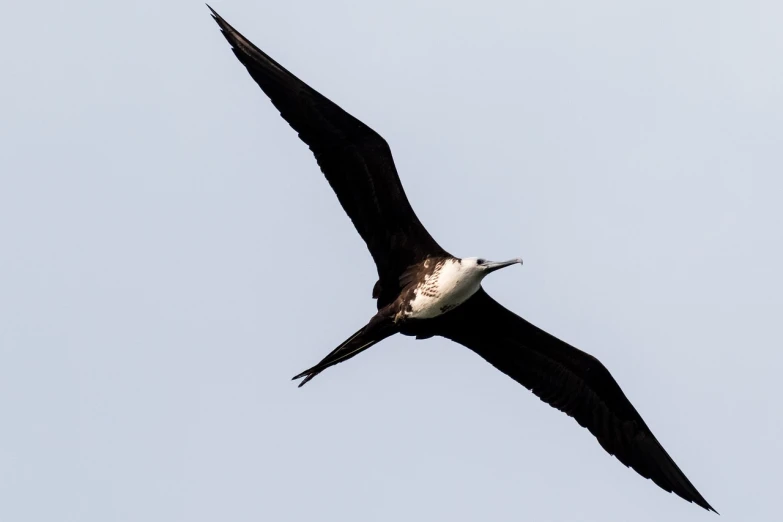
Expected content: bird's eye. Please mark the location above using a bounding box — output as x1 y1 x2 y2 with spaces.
477 258 485 265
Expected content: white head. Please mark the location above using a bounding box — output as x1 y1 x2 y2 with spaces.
460 256 523 277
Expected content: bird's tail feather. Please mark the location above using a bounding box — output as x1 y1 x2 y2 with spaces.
292 317 397 387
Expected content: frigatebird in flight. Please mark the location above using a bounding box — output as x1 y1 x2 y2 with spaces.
208 6 715 513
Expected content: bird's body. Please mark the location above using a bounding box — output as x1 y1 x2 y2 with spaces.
208 5 716 513
396 257 521 321
405 258 472 319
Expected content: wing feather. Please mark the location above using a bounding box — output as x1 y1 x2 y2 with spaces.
209 6 447 301
433 290 716 512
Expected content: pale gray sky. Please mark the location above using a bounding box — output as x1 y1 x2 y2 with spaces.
1 1 781 520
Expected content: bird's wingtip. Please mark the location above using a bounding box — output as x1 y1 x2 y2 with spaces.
206 4 224 25
685 491 718 514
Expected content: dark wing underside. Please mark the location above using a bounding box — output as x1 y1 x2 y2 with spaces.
209 7 447 303
431 289 715 513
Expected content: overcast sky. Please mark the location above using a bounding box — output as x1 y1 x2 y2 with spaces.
2 1 782 520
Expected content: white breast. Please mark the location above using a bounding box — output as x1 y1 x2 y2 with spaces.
406 259 482 319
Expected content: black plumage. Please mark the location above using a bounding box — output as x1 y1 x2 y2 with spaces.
207 6 447 307
208 6 715 513
434 289 713 510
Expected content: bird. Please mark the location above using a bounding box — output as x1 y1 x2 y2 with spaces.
207 5 715 513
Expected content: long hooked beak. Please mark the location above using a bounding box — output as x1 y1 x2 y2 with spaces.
484 258 523 273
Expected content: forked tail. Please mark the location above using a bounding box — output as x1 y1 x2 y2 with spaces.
292 315 398 387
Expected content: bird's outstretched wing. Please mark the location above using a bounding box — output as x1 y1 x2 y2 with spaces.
433 289 716 513
208 6 447 302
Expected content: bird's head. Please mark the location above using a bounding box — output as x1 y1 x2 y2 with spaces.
461 257 523 278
